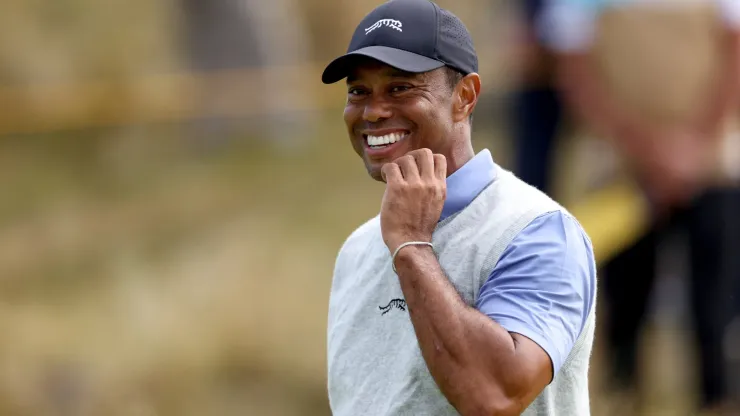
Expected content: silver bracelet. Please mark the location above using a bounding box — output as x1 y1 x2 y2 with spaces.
391 241 434 273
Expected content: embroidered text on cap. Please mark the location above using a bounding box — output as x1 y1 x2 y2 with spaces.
365 19 403 35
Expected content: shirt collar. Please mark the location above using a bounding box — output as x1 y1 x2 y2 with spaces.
440 149 497 221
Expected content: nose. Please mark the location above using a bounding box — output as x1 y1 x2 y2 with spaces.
362 94 393 122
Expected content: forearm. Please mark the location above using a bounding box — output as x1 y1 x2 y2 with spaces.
393 246 529 416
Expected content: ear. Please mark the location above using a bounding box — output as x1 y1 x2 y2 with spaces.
453 73 481 123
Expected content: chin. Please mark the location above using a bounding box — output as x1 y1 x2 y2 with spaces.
366 166 385 183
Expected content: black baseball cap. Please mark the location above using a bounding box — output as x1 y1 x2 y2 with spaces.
321 0 478 84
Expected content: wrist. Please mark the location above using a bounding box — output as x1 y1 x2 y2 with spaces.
392 243 436 273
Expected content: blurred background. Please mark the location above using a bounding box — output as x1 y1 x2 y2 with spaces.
0 0 738 415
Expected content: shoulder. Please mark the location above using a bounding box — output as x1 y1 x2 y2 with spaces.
491 168 561 205
330 215 382 292
481 168 567 235
490 209 595 277
334 215 381 266
491 210 597 322
449 168 571 274
507 210 595 266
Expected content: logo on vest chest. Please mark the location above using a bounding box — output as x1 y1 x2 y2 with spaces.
379 298 407 315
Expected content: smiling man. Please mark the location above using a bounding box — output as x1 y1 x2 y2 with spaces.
321 1 597 415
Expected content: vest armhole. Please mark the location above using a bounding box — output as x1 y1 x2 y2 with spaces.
475 206 562 301
559 307 596 372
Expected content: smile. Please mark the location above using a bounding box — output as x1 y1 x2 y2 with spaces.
365 131 408 148
362 131 410 159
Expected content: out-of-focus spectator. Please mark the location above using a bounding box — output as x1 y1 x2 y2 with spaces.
539 0 740 414
506 0 565 195
179 0 314 147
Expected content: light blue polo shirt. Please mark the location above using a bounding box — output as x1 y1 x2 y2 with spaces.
442 149 596 374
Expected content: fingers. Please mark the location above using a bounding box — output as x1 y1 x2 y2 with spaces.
433 154 447 180
385 150 447 182
381 162 403 183
411 148 435 179
396 155 420 182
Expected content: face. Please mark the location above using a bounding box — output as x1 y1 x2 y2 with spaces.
343 60 458 181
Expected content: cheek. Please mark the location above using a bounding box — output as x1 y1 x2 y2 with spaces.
411 102 449 138
343 106 355 129
343 106 365 153
344 102 367 127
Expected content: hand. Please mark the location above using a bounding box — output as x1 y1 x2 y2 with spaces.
380 149 447 254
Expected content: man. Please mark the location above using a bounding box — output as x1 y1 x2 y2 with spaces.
320 0 597 414
537 0 740 413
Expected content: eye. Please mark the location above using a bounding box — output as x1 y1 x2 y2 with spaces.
390 85 410 93
348 87 367 96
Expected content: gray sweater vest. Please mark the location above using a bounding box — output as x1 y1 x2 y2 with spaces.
327 166 596 415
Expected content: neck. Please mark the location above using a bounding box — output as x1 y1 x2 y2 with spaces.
443 134 475 178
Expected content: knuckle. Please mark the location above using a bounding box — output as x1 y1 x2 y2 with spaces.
405 176 420 186
402 157 417 170
407 180 423 190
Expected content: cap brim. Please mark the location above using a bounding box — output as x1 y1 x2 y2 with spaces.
321 45 445 84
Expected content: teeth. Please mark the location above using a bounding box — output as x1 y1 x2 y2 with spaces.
367 133 407 147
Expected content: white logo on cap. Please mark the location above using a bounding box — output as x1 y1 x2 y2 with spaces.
365 19 403 35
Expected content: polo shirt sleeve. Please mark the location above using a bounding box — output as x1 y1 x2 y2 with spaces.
475 211 596 375
536 0 599 53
